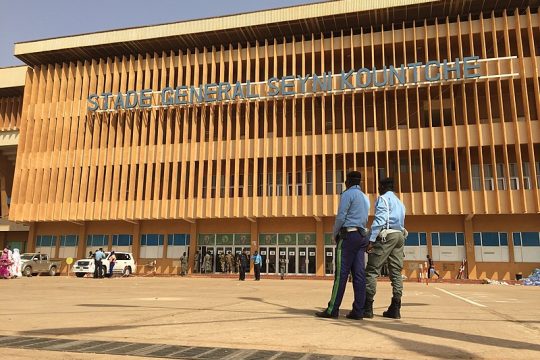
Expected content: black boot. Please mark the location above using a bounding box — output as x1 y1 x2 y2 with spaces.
363 299 374 319
383 297 401 319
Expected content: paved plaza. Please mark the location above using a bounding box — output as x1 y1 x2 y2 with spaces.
1 276 539 359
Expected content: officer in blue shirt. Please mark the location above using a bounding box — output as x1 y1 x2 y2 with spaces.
316 171 370 320
253 251 262 281
94 248 107 279
364 177 407 319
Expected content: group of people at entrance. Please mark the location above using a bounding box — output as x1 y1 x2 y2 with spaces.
0 247 22 279
316 172 407 320
193 249 262 281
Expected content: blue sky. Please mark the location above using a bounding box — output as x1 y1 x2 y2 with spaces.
0 0 318 67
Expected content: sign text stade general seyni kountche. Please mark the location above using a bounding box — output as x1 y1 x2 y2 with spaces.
87 56 481 111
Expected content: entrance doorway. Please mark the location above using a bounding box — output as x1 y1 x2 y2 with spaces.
324 233 335 276
260 246 277 274
196 233 251 274
259 233 317 275
325 246 335 275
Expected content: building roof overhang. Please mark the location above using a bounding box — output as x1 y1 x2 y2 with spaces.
13 0 536 66
0 66 27 97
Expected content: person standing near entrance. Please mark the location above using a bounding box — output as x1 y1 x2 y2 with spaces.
180 252 188 276
253 251 262 281
279 257 287 280
193 250 200 273
203 252 212 273
364 177 407 319
239 249 249 281
225 251 233 273
316 171 370 320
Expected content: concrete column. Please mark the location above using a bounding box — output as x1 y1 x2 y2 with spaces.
188 221 197 274
250 219 258 273
54 233 61 258
132 221 141 266
464 215 477 279
76 222 87 260
27 223 36 252
316 219 324 276
0 174 8 217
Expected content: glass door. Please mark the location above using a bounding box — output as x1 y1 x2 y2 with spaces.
287 247 297 274
307 246 316 274
233 247 243 273
197 246 207 273
216 247 224 272
260 247 268 273
207 248 215 273
279 247 288 274
325 246 335 275
267 247 277 274
298 247 308 274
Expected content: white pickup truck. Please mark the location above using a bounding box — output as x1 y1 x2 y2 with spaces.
72 252 136 277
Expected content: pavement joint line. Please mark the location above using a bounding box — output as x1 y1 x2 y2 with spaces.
435 287 487 308
131 343 173 356
42 339 92 350
19 338 61 348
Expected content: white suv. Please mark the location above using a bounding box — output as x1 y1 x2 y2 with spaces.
72 252 137 278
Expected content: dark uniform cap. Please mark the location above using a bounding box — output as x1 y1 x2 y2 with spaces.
346 171 362 181
379 177 394 190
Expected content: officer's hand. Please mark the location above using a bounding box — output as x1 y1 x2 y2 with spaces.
367 242 374 253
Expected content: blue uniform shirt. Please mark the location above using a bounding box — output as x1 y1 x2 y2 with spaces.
332 185 370 237
369 191 406 242
94 250 106 261
253 254 262 265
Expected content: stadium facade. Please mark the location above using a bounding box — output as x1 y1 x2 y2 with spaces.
1 0 539 279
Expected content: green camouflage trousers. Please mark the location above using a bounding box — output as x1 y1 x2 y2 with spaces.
365 231 405 301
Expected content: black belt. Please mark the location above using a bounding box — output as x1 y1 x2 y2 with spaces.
340 227 369 237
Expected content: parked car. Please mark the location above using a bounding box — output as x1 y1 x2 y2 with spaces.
72 252 136 278
20 253 61 276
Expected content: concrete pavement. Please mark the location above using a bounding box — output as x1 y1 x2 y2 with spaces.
1 276 539 359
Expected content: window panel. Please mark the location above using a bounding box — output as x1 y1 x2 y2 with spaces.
499 233 508 246
440 232 456 246
521 232 540 246
405 232 419 246
513 232 521 246
431 233 440 245
60 235 78 247
456 233 464 246
419 233 427 246
87 235 108 247
168 234 189 246
481 232 500 247
140 234 164 258
113 234 133 247
474 233 481 246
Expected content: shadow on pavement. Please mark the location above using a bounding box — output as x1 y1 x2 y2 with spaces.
15 296 540 358
373 322 540 352
239 296 540 353
366 325 477 359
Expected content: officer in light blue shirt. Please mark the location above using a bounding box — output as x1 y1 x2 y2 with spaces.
253 251 262 281
369 187 406 242
94 248 106 279
316 171 370 320
364 177 407 319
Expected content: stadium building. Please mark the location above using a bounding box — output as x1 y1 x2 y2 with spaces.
1 0 539 279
